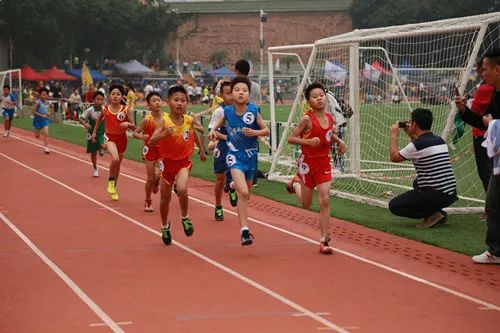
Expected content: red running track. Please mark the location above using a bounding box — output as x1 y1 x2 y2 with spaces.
1 129 499 333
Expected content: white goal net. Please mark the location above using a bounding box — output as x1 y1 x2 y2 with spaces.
268 12 500 213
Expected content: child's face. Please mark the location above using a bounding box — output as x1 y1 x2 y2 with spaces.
40 91 47 100
94 95 104 107
3 87 9 96
221 85 233 104
232 82 249 104
307 88 326 110
167 92 187 115
109 88 123 105
148 95 162 112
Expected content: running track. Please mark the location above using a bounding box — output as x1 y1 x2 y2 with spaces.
1 128 499 333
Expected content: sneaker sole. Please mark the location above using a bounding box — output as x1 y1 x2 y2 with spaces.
241 239 253 246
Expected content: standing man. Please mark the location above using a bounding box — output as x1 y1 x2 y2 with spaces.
456 48 500 264
388 108 458 228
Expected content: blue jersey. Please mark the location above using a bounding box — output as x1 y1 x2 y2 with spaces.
1 93 16 111
224 103 260 158
35 99 49 117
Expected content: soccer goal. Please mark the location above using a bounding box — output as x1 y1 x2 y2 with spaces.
0 69 23 111
267 12 500 213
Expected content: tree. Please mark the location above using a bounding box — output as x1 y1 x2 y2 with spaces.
281 55 295 73
240 50 257 63
209 50 229 69
350 0 500 29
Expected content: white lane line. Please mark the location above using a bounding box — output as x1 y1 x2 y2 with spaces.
0 212 124 333
318 327 360 331
10 134 500 311
0 152 350 333
293 312 331 317
90 321 132 328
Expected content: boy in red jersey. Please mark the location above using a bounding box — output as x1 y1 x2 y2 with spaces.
91 84 135 201
286 82 347 254
149 85 206 245
133 92 164 212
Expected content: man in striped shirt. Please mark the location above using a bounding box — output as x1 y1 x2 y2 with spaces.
388 108 458 228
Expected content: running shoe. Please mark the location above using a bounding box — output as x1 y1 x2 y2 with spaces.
241 229 254 246
92 168 99 177
144 199 154 212
228 189 238 207
44 147 50 154
472 251 500 264
286 175 301 194
181 217 194 237
214 206 224 221
161 224 172 245
2 131 8 137
319 236 334 255
107 180 116 194
110 191 119 201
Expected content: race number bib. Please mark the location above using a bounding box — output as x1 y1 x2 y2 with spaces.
326 129 333 142
103 134 109 143
226 154 236 167
299 161 310 175
213 147 221 158
183 130 190 141
86 132 92 141
142 145 149 156
117 111 126 121
243 112 255 125
158 160 164 172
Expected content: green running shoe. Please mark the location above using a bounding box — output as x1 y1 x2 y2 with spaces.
181 217 194 237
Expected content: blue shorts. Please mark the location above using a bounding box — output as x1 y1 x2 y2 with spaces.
225 150 256 181
2 109 14 121
33 117 49 130
213 141 229 174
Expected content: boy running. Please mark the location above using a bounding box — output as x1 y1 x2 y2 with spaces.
79 91 105 177
149 85 206 245
92 84 135 201
32 88 51 154
1 84 17 137
286 82 347 254
133 92 164 212
207 80 234 221
208 76 269 246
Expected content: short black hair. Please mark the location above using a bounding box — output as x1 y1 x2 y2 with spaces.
220 80 231 92
167 85 188 98
411 108 433 130
230 76 251 92
304 82 326 100
39 87 49 95
484 48 500 66
234 59 250 76
108 84 125 96
146 91 162 103
93 90 105 100
3 84 10 89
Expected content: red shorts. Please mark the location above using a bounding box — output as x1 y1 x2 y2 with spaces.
142 145 161 162
297 155 332 189
105 133 128 154
161 157 192 185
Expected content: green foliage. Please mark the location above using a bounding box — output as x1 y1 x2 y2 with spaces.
0 0 186 69
350 0 500 29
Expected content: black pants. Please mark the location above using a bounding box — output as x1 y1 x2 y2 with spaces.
486 175 500 256
389 188 458 219
473 136 493 193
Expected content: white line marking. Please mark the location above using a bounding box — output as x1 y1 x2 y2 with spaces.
90 321 132 327
10 134 500 311
0 212 124 333
0 152 350 333
318 327 359 331
293 312 331 317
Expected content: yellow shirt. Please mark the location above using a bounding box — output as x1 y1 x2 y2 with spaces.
158 114 195 160
126 90 136 111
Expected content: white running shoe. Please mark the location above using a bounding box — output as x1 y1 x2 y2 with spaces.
44 147 50 154
472 251 500 264
2 131 8 137
92 168 99 177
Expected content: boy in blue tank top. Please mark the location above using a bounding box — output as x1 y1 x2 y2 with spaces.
32 88 51 154
209 76 269 246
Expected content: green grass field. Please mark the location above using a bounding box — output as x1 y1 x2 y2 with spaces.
5 105 488 256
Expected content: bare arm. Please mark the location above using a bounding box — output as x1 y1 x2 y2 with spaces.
78 116 91 130
287 115 319 147
241 113 269 137
208 115 225 141
192 116 205 134
193 130 206 161
32 102 47 118
149 118 171 146
132 119 148 140
91 113 104 141
389 122 406 163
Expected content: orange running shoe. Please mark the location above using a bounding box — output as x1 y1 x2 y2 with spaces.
319 236 334 255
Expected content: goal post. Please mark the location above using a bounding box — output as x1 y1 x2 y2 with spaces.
267 12 500 213
0 69 23 109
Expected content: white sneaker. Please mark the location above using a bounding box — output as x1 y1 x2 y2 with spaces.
144 199 154 212
472 251 500 264
92 168 99 177
2 131 8 137
44 147 50 154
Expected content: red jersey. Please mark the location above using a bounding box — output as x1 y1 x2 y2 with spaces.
300 111 335 159
103 105 130 135
471 84 495 136
158 114 195 161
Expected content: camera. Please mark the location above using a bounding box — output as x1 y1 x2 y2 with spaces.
398 121 408 128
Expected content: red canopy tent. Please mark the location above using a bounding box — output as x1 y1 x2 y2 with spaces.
12 66 49 81
40 66 77 81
